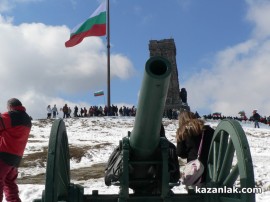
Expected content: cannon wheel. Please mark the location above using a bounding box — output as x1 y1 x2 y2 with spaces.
44 119 70 202
207 119 255 202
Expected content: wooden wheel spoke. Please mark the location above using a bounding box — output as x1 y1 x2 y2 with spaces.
216 131 229 182
213 140 219 181
223 163 239 186
217 138 235 183
208 164 213 180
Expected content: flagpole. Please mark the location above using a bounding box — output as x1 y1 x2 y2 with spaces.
106 0 111 115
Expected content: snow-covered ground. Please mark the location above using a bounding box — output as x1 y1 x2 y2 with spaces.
4 117 270 202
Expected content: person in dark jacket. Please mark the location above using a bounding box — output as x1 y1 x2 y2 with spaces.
62 104 68 118
74 106 78 117
0 98 32 202
252 110 260 128
176 111 214 184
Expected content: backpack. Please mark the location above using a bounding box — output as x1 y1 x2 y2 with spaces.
104 145 122 186
181 132 205 186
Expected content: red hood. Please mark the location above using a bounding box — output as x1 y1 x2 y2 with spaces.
10 106 26 111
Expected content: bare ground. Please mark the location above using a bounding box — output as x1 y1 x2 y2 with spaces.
18 143 111 184
17 163 106 184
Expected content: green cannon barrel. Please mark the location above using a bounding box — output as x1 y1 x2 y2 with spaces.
130 56 171 158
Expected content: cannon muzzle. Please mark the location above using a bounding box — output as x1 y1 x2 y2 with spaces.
130 56 171 158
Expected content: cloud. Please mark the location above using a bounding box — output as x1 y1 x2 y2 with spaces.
0 0 13 12
0 0 42 12
246 0 270 39
0 15 135 118
184 0 270 117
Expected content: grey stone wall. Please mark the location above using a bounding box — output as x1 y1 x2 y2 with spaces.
149 39 189 112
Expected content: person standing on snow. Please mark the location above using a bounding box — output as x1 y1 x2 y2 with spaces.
74 106 78 117
52 104 58 118
62 104 68 118
47 105 52 119
0 98 32 202
253 110 261 128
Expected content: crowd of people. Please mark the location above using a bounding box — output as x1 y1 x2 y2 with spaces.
46 104 270 128
46 104 137 119
202 110 270 128
46 104 188 120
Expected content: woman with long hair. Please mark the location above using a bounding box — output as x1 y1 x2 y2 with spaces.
176 111 214 183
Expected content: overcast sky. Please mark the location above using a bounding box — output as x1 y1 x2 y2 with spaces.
0 0 270 119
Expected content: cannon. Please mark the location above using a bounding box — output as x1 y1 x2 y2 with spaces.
33 57 256 202
104 56 178 198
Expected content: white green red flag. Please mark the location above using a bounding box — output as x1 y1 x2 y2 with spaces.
94 90 104 96
65 2 106 47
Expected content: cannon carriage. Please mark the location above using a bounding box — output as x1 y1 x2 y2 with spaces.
34 57 255 202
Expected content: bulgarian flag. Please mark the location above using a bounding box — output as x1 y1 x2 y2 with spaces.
65 2 106 47
94 90 104 96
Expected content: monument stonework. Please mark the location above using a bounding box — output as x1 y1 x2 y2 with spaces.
149 39 189 111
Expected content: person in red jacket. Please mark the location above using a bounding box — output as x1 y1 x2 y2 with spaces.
0 98 32 202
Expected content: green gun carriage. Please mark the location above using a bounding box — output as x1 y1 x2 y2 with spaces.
34 57 256 202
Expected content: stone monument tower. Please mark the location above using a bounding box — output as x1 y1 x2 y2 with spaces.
149 38 189 112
